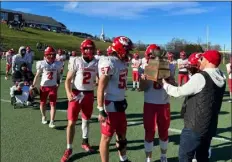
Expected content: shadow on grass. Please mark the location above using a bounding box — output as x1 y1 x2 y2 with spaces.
55 118 98 131
210 142 232 162
67 146 99 162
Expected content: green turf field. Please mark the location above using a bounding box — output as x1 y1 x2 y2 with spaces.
0 60 231 162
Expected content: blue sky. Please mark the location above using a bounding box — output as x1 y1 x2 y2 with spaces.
2 1 231 50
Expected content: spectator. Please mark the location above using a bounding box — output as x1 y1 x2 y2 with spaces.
162 50 226 162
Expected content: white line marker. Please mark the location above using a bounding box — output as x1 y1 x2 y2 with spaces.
1 99 231 143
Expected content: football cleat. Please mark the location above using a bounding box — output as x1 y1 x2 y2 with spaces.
60 149 72 162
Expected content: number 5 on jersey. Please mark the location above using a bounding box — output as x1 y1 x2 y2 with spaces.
118 73 127 89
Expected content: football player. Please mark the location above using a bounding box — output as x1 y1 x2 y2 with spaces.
131 53 142 91
97 36 133 162
94 49 102 60
5 49 14 80
140 44 158 70
61 39 98 162
177 51 189 86
56 49 66 83
31 46 62 128
140 44 175 162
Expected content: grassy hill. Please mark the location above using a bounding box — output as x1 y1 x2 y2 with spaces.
1 24 111 59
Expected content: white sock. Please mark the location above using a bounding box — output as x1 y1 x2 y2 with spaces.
146 157 151 162
82 118 89 139
119 155 128 161
133 81 136 88
137 81 140 88
50 120 54 123
67 144 72 149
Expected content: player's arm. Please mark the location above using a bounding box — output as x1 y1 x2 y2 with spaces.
227 64 231 74
65 58 76 101
65 71 75 101
31 62 42 88
97 75 110 108
11 55 16 73
97 58 113 120
177 61 182 69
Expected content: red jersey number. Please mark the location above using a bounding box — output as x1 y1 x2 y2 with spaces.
83 72 91 84
101 66 110 75
118 73 127 89
47 72 54 80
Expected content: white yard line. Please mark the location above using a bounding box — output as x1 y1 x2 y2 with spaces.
1 98 231 143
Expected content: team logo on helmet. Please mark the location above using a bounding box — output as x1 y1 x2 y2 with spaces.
119 36 129 46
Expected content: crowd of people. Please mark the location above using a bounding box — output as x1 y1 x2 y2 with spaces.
2 36 231 162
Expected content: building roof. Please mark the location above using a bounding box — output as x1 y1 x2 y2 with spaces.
1 8 66 28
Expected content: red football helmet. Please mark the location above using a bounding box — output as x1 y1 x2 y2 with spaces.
188 52 202 68
145 44 160 59
80 39 96 60
113 36 133 53
44 46 56 63
107 46 113 56
111 41 127 60
167 52 174 61
111 36 133 61
71 51 77 57
133 53 139 59
180 51 186 59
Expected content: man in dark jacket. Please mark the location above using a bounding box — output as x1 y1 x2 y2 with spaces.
162 50 226 162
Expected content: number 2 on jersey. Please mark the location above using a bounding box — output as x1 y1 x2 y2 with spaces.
47 72 54 80
83 72 91 84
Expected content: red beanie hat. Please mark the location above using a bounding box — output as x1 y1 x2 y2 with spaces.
202 50 221 67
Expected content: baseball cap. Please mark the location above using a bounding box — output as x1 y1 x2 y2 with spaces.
202 50 221 67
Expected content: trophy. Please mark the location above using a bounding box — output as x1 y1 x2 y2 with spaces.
144 50 171 81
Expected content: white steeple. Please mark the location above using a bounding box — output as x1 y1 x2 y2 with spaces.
100 25 105 42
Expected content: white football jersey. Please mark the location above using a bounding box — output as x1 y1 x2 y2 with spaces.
144 66 175 104
36 60 62 86
131 58 142 71
68 57 98 91
177 58 188 72
140 57 148 69
98 56 128 104
6 52 13 64
226 63 231 79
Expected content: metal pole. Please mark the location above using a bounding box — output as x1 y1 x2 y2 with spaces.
223 44 226 64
